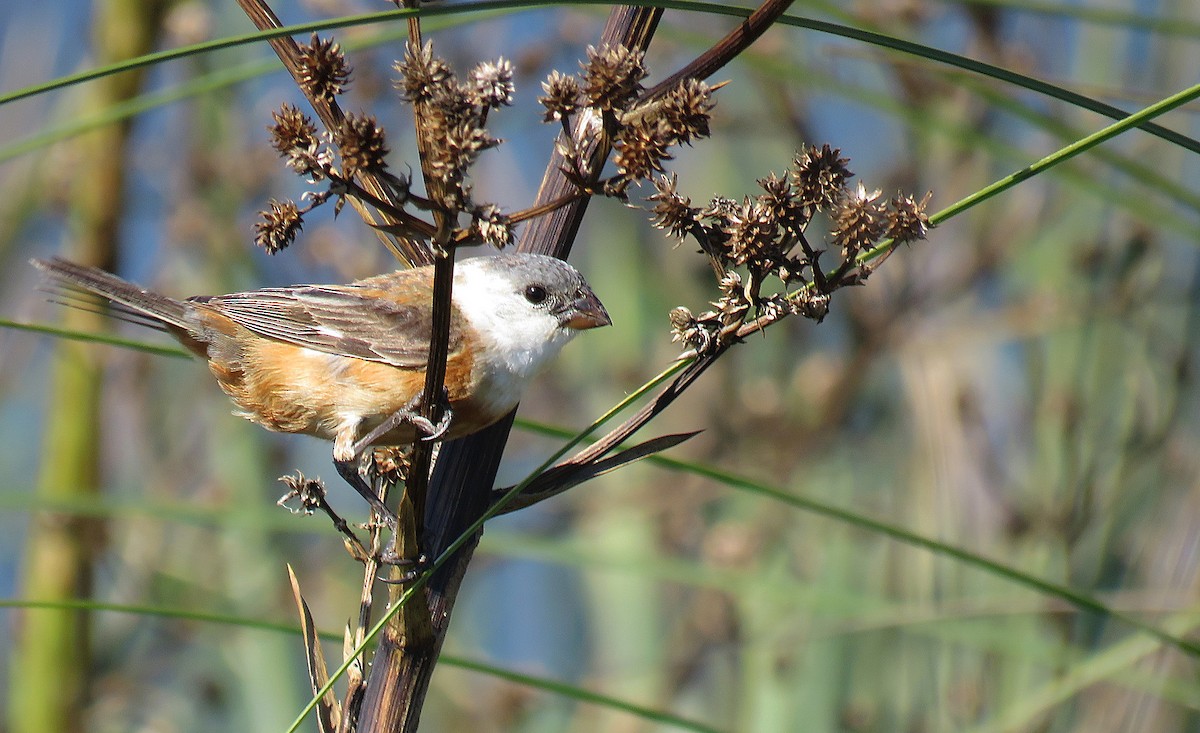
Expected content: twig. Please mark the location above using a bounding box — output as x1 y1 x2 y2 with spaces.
356 11 668 733
491 350 727 512
643 0 797 101
233 0 433 266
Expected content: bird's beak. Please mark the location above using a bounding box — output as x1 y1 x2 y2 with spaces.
561 288 612 330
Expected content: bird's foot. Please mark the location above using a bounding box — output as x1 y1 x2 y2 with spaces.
376 552 429 583
349 388 453 454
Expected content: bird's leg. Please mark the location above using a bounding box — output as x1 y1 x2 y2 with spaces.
335 421 438 569
332 422 398 530
332 454 398 532
331 455 422 569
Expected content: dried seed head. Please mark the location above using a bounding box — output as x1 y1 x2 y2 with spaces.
426 119 498 182
649 174 701 239
669 305 716 353
669 305 694 333
725 199 780 270
269 103 318 155
539 70 582 122
337 112 389 177
756 172 805 228
471 204 514 248
613 117 672 182
277 472 326 515
659 78 715 145
886 191 932 244
369 447 411 485
394 40 454 105
469 58 515 108
268 104 328 179
287 143 332 181
789 288 830 322
297 33 352 103
581 44 646 111
831 183 885 259
714 270 751 321
701 196 740 233
255 199 303 254
792 144 853 211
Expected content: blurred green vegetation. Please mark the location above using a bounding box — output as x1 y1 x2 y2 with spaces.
1 1 1199 732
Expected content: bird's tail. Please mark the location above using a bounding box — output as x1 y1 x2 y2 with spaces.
32 257 192 333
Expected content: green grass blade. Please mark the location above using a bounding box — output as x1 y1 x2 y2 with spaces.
929 81 1200 227
512 418 1199 657
440 655 726 733
0 317 190 359
927 0 1200 37
0 598 723 732
5 2 1197 159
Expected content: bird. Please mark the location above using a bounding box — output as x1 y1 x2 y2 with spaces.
33 253 611 523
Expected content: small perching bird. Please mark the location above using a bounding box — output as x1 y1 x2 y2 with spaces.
33 254 611 521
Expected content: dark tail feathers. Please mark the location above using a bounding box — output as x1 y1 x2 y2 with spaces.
32 257 192 332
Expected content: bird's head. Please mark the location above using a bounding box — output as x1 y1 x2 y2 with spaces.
453 253 610 381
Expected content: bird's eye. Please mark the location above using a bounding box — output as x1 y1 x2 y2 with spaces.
524 285 548 304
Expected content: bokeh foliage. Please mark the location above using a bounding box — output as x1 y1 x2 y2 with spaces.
1 1 1199 731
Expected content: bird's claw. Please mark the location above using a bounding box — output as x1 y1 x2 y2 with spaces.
376 552 429 583
349 388 453 454
419 408 453 442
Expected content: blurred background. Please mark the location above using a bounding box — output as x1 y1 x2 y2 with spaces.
1 1 1199 731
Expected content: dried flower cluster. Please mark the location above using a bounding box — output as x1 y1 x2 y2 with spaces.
254 198 304 254
257 36 518 254
394 42 510 210
539 45 717 194
337 112 390 178
369 447 412 486
652 146 930 354
277 472 328 515
297 33 352 104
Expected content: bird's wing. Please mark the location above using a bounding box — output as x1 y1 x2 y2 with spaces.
193 280 462 368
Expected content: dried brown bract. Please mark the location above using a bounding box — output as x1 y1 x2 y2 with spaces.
394 40 453 105
297 33 352 104
255 198 304 254
831 183 885 260
581 44 647 112
792 144 853 211
539 70 582 122
886 191 932 244
338 112 390 177
469 58 515 109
